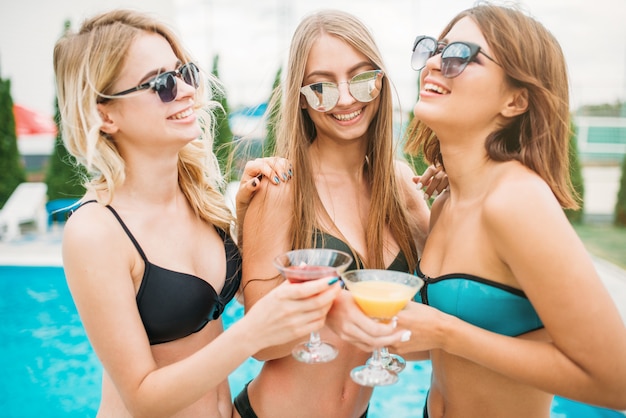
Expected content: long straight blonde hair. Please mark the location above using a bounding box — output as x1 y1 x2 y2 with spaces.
270 9 418 270
53 9 233 231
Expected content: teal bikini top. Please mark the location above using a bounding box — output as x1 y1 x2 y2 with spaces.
417 261 543 337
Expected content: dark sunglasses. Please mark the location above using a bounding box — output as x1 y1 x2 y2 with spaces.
300 70 384 112
105 62 200 103
411 36 500 78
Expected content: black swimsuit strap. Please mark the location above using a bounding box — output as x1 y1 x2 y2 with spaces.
103 205 149 262
69 199 149 262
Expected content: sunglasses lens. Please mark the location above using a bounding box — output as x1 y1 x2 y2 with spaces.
181 63 200 88
411 37 437 71
155 73 177 102
300 82 339 112
348 70 382 103
441 43 472 78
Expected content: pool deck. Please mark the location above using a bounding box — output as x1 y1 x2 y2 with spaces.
1 225 626 325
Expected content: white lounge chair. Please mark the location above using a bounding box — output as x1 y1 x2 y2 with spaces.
0 182 48 241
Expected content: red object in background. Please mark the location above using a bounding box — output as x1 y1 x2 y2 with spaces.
13 104 57 136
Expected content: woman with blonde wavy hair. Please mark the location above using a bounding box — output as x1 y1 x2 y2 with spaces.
234 9 440 418
55 9 342 417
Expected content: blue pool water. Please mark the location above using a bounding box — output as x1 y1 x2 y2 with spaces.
0 265 623 418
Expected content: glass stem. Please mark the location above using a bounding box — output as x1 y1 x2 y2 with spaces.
380 347 391 365
308 331 322 349
369 347 384 369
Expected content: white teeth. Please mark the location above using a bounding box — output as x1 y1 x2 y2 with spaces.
170 108 194 120
424 83 450 94
332 109 362 121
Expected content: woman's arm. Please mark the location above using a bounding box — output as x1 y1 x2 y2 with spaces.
63 203 340 418
395 161 432 253
391 178 626 409
240 180 311 361
235 157 292 245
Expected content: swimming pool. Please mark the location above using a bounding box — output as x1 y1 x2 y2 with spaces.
1 265 623 417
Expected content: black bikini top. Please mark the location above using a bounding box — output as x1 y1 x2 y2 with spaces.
75 200 241 345
313 229 410 272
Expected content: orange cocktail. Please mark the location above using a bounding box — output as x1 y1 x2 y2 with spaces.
342 269 423 387
349 280 416 322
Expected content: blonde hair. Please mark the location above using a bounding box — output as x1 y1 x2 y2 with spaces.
53 9 233 230
404 3 578 209
270 9 418 270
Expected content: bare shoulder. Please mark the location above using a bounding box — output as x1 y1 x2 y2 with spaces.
481 163 568 243
483 164 561 220
393 160 417 185
62 201 134 282
64 201 119 247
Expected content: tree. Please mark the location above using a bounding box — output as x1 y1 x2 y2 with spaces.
210 54 235 181
44 95 86 201
565 122 585 223
0 72 26 207
615 152 626 227
263 67 282 157
403 75 429 177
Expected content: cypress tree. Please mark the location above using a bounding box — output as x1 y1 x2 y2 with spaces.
0 72 26 207
44 95 86 201
403 75 429 176
615 153 626 227
210 54 235 181
565 123 585 223
263 67 282 157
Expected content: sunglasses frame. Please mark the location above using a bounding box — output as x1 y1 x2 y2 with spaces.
411 36 499 78
106 62 200 103
300 69 384 112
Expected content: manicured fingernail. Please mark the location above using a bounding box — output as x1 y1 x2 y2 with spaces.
431 191 438 199
416 182 423 190
273 176 280 184
400 331 412 342
327 277 340 286
288 169 293 177
282 173 288 181
424 193 430 201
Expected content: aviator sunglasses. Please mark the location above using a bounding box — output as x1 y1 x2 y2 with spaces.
411 36 500 78
300 70 384 112
104 62 200 103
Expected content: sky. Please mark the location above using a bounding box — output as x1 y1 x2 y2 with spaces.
1 0 625 120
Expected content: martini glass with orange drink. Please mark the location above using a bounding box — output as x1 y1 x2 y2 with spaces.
274 249 353 363
341 269 423 386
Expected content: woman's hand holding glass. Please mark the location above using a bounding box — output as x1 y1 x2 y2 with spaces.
387 301 450 355
341 270 423 386
243 275 342 352
325 290 405 353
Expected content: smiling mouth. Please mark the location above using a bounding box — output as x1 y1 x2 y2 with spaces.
424 83 450 95
169 108 195 120
332 109 362 121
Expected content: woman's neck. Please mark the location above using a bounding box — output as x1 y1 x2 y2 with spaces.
309 138 367 177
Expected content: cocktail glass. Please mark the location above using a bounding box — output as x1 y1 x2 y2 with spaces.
274 249 353 363
341 269 423 386
377 347 406 373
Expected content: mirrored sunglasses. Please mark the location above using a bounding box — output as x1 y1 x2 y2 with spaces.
300 70 384 112
107 62 200 103
411 36 499 78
